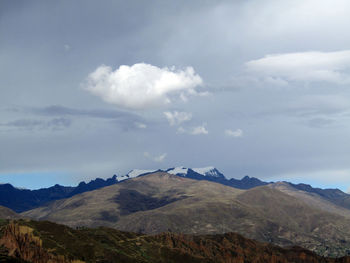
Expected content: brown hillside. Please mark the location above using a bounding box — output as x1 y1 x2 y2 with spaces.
2 219 350 263
23 172 350 257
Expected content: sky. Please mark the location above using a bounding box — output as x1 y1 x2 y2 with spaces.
1 0 350 190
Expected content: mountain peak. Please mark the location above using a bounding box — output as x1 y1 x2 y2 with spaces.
192 166 223 178
166 166 225 178
125 169 158 180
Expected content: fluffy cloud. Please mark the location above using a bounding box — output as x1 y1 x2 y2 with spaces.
246 50 350 84
191 125 208 135
225 129 243 137
144 152 167 162
85 63 203 110
164 111 192 126
176 123 209 135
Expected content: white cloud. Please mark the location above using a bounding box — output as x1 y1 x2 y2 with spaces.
175 124 209 135
85 63 203 110
164 111 192 126
225 129 243 137
191 125 208 135
144 152 167 162
246 50 350 84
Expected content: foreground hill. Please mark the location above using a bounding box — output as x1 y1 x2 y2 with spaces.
23 172 350 257
1 219 350 263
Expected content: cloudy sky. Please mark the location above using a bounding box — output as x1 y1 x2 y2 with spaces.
1 0 350 190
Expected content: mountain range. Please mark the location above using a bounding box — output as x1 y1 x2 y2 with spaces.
0 167 266 212
0 175 118 212
2 167 350 259
22 172 350 257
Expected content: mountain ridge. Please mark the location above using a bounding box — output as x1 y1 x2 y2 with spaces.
0 167 267 212
22 172 350 257
2 166 350 217
0 176 118 213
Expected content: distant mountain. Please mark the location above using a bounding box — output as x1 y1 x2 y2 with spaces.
125 166 268 189
3 165 350 219
66 175 118 197
269 182 350 218
166 166 225 178
23 172 350 257
0 166 265 213
0 183 73 213
2 220 349 263
289 182 350 210
166 166 268 189
0 206 20 219
125 169 162 179
0 175 118 213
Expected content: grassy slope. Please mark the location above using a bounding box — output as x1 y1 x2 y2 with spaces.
269 182 350 218
236 186 350 256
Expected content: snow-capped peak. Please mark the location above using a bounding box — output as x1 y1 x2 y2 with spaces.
117 166 224 182
166 166 224 178
123 169 157 181
192 166 216 176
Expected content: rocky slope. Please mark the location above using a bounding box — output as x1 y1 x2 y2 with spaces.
2 219 350 263
23 172 350 257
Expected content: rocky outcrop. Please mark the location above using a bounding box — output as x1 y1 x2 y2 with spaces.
0 222 83 263
2 220 350 263
155 232 350 263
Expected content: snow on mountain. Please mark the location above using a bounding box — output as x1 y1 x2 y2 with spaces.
119 167 225 182
167 166 224 178
121 169 157 181
192 166 222 177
